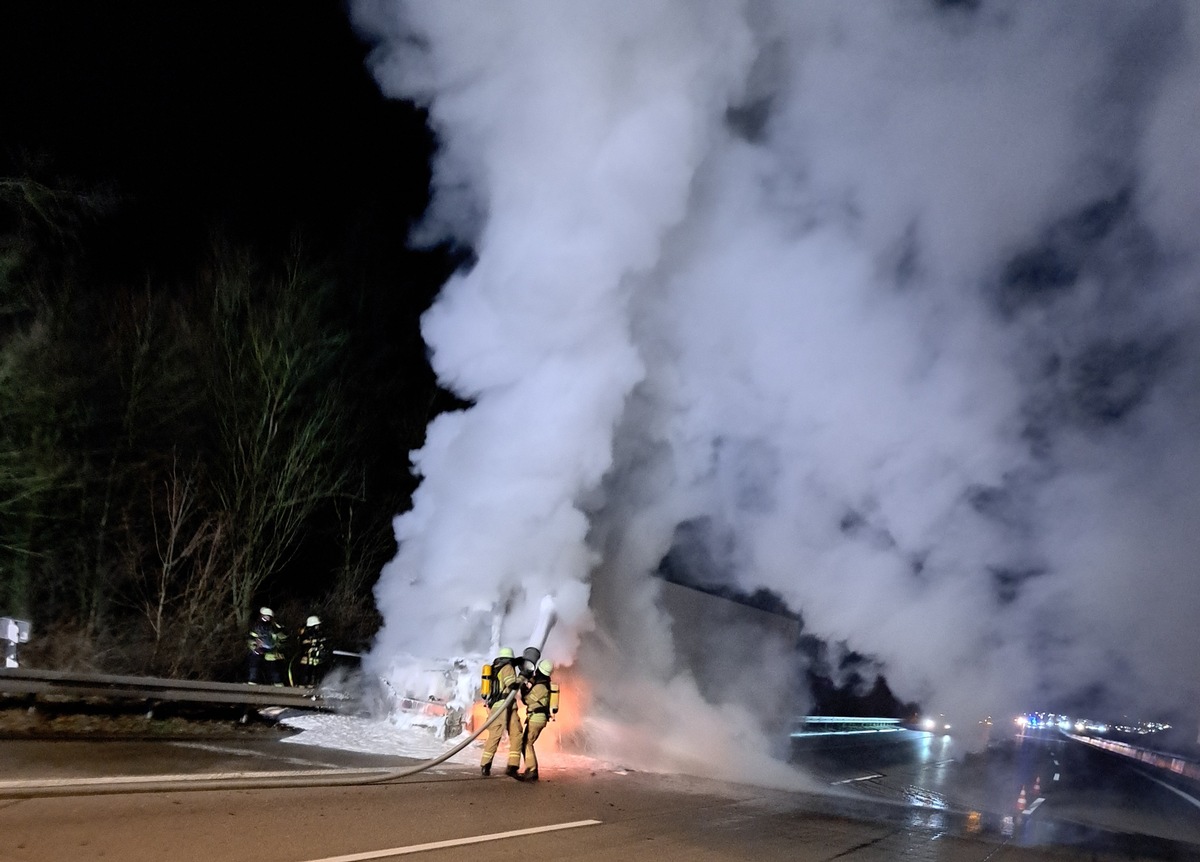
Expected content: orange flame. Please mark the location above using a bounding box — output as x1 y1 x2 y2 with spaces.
467 666 589 764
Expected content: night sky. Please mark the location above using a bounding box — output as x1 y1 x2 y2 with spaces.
0 3 480 625
0 2 434 279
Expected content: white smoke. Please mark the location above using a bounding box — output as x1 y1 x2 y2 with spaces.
353 0 1200 765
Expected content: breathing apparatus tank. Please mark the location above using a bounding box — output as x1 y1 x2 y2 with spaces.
480 647 516 705
549 682 560 719
479 663 493 701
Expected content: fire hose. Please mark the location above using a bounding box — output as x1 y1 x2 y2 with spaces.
0 689 520 799
3 595 558 799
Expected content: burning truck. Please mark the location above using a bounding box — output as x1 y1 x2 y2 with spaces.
375 654 483 739
373 597 573 743
375 647 571 741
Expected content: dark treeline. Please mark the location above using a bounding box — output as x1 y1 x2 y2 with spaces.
0 174 455 680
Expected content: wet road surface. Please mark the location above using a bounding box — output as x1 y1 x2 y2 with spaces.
790 724 1200 851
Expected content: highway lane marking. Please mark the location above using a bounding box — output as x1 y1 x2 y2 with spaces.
1024 797 1046 816
831 773 883 785
298 820 604 861
0 768 392 791
170 740 344 769
1136 769 1200 811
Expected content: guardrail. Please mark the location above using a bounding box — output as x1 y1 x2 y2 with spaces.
1066 731 1200 782
791 716 904 737
0 667 329 709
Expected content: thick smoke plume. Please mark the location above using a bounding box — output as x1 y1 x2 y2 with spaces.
353 0 1200 768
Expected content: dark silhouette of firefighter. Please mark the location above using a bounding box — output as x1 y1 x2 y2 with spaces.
480 647 523 776
519 659 554 782
247 607 287 685
292 615 329 687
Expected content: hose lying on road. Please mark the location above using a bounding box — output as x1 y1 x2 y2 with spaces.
7 603 560 799
0 690 519 799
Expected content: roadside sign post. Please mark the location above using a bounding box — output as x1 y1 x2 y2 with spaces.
0 617 31 668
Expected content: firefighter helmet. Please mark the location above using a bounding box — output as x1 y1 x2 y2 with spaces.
497 647 515 659
259 607 274 618
537 659 553 676
306 615 321 627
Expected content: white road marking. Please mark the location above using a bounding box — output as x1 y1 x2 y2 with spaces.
170 740 343 769
1023 797 1046 816
1137 770 1200 811
298 820 604 861
1053 773 1060 782
831 773 882 785
0 768 391 791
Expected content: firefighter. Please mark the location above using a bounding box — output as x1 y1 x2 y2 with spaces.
293 615 329 687
480 647 523 777
246 607 286 685
519 659 553 782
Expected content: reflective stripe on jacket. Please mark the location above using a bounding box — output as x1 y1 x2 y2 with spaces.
523 677 551 719
248 620 285 660
298 628 328 665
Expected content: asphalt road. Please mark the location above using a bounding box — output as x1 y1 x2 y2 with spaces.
0 728 1198 862
791 724 1200 851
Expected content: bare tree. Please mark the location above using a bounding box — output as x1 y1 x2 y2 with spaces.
323 472 392 647
204 248 351 627
0 321 77 617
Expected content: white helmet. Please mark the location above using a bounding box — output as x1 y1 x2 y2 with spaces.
259 607 274 618
306 615 321 627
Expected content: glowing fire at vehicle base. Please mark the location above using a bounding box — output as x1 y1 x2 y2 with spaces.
376 595 569 744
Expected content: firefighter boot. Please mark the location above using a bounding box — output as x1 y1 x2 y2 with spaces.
481 762 491 777
505 765 519 777
519 769 538 782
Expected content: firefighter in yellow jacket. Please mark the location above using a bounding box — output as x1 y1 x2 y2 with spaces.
480 647 523 777
519 659 553 782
